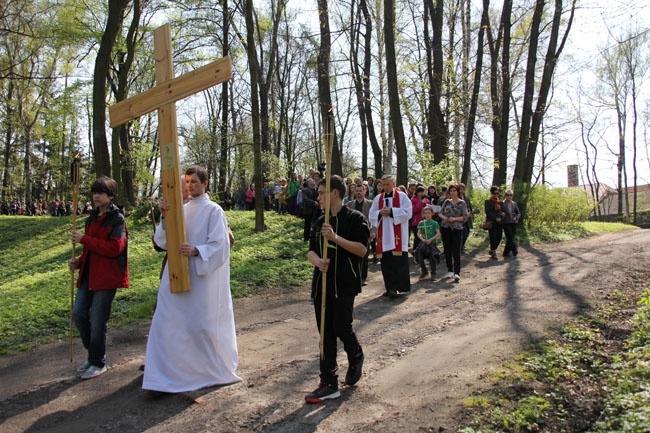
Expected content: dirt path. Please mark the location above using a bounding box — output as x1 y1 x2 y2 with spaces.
2 229 649 433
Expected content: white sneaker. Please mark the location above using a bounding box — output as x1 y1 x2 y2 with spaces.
454 273 460 282
446 272 454 279
76 360 91 373
81 365 107 380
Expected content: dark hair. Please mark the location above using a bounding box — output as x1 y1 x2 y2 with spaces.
490 186 500 194
185 166 208 185
415 186 426 195
90 176 118 198
448 183 459 192
318 175 346 198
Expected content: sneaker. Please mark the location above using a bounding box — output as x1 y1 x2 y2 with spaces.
305 382 340 403
80 365 107 380
76 360 91 373
454 273 460 282
445 272 454 279
345 354 364 386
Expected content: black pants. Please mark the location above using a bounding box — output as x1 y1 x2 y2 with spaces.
488 224 503 251
303 213 313 241
503 223 518 256
441 227 462 274
313 289 362 386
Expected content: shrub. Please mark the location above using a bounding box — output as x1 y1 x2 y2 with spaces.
526 185 594 227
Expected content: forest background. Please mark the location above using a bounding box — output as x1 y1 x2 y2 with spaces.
1 0 649 225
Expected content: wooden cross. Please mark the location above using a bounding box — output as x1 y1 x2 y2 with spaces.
109 23 232 293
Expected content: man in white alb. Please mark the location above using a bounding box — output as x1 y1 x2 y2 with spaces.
143 165 240 393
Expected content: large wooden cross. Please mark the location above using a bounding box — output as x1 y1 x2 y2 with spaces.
109 23 232 293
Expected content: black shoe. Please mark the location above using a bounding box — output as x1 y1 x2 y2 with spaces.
345 354 364 386
387 290 399 299
305 382 340 404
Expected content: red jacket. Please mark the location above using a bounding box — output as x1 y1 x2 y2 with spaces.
76 203 129 290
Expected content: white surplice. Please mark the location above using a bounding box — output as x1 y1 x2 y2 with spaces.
369 190 412 253
143 194 241 393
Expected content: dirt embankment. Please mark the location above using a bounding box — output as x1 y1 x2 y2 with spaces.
1 229 649 433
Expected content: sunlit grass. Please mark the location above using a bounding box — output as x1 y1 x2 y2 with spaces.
0 211 309 354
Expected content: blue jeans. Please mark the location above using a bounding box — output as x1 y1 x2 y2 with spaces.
72 278 116 368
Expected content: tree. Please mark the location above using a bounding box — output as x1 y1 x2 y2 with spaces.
244 0 265 231
317 0 342 176
384 0 407 184
92 0 130 179
512 0 576 215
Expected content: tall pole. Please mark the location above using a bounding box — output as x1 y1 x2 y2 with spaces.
319 114 334 359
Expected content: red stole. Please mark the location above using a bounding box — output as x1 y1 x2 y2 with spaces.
376 192 403 256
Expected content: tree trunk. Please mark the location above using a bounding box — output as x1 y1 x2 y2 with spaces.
317 0 342 175
245 0 265 231
425 0 448 163
218 0 230 200
93 0 130 178
488 0 512 187
361 0 382 179
462 0 489 185
385 0 407 184
513 0 576 215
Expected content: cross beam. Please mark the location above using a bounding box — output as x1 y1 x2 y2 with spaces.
109 23 232 293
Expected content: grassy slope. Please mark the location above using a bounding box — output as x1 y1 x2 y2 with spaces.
0 211 309 354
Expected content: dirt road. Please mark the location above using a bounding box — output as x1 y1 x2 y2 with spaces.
1 229 649 433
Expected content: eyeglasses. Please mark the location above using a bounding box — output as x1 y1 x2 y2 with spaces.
505 194 513 197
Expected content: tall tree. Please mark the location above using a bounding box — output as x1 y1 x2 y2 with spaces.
486 0 513 187
317 0 342 175
218 0 231 199
92 0 130 178
244 0 265 231
384 0 407 184
512 0 576 213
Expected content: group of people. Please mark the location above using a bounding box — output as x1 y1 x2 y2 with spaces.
63 167 522 407
68 167 240 393
484 186 522 259
0 197 93 217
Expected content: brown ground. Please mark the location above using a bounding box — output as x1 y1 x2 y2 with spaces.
1 229 649 433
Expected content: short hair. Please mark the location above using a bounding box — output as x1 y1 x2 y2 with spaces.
185 165 208 184
318 175 346 198
381 174 394 181
91 176 118 198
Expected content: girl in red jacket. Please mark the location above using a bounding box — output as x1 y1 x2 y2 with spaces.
69 176 129 379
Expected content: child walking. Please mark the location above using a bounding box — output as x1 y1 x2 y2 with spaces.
69 176 129 379
415 206 441 280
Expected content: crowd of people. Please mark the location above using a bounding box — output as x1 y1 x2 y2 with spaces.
227 172 522 281
1 197 92 217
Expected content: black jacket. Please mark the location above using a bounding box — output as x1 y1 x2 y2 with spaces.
309 206 370 298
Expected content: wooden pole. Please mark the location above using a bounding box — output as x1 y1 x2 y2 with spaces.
319 115 334 360
69 154 80 362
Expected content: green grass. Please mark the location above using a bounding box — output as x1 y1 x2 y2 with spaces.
460 286 650 433
0 211 310 354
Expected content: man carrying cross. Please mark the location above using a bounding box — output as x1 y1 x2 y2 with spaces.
369 174 413 297
143 166 240 393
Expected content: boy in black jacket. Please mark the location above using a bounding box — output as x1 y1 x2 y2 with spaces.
305 175 370 403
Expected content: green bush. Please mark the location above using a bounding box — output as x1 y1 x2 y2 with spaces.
526 185 594 227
